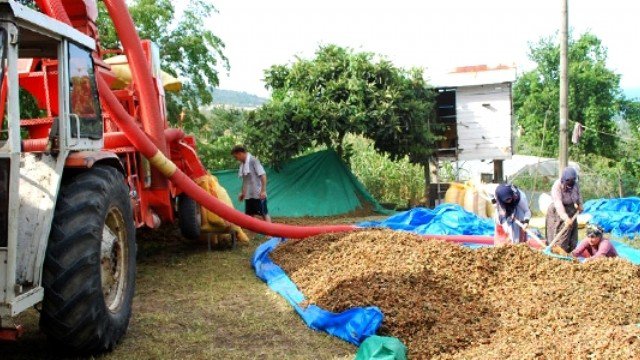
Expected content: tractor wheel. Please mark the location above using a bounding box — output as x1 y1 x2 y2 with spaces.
40 165 136 354
178 194 201 240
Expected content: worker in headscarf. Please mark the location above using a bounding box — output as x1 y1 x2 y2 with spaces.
571 224 618 262
546 167 583 253
493 184 532 245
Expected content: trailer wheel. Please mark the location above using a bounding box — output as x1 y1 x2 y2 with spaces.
178 194 201 240
40 165 136 354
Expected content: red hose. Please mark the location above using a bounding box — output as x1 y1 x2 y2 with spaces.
101 0 167 154
97 75 357 238
43 0 480 241
103 128 184 149
430 235 494 245
35 0 355 239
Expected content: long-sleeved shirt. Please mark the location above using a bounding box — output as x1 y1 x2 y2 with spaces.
493 189 532 244
571 238 618 260
494 189 532 223
551 179 582 221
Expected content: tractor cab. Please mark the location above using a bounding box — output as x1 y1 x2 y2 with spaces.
0 0 103 329
0 0 103 154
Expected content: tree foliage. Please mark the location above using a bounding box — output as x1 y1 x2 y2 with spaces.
246 45 438 167
97 0 228 126
514 33 622 159
195 107 251 171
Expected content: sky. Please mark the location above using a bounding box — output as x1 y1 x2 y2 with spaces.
204 0 640 97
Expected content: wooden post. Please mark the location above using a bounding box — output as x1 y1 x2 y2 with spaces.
559 0 569 173
429 159 440 207
423 162 431 207
618 168 624 198
494 160 504 183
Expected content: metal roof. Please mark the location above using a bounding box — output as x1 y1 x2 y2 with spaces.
430 64 517 88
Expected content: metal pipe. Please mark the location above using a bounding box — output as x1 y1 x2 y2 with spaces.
21 128 185 152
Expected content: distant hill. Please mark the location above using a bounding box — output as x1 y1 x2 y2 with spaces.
624 87 640 100
211 89 267 108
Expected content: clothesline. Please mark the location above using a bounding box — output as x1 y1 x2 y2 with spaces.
571 120 637 143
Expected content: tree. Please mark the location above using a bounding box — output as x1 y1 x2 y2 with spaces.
246 45 438 174
615 98 640 194
97 0 228 127
514 33 622 159
196 107 252 171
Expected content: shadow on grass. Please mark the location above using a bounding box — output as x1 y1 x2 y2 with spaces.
1 225 354 360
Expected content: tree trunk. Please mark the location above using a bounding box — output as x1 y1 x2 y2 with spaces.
618 168 624 198
424 158 439 208
423 160 432 208
336 132 346 161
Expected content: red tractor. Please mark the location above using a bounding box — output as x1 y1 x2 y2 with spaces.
0 0 353 354
0 0 242 352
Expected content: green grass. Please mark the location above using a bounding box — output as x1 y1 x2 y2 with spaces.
0 226 355 360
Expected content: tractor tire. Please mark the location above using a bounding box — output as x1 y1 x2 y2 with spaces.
40 165 136 354
178 194 201 240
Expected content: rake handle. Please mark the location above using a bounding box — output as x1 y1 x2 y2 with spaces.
514 219 546 248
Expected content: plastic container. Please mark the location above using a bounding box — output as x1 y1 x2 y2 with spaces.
444 183 466 206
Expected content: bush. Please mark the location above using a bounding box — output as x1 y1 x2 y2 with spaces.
347 135 424 207
197 133 242 171
189 107 249 171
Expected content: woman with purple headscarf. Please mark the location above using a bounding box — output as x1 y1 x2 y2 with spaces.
545 167 583 253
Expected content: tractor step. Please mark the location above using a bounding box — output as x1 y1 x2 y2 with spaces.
0 324 24 342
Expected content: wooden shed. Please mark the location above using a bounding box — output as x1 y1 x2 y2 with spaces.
431 65 517 168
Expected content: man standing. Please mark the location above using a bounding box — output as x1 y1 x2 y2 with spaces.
231 145 271 222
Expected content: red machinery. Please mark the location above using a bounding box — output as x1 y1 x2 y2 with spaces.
24 0 356 237
0 0 491 353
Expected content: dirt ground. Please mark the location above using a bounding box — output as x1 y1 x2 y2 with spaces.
0 216 381 360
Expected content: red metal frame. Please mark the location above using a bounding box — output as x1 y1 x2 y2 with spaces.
25 0 359 240
8 20 195 231
0 325 24 342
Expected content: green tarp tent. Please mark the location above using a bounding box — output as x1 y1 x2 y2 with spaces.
214 150 386 218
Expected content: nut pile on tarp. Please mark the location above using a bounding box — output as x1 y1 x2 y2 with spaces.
271 229 640 359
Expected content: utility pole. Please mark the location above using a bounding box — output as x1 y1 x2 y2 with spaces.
559 0 569 172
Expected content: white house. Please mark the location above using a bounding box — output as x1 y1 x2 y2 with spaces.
429 64 517 181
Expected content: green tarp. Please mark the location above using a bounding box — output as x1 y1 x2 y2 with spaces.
354 336 407 360
214 150 386 218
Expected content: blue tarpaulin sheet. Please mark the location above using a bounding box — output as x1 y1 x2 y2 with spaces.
251 238 383 345
359 204 494 236
584 197 640 238
363 204 640 264
610 240 640 265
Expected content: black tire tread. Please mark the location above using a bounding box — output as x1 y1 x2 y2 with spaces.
40 165 136 354
178 194 201 240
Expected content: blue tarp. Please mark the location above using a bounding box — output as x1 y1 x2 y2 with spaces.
363 204 640 264
583 197 640 238
251 238 383 345
359 204 494 236
611 240 640 265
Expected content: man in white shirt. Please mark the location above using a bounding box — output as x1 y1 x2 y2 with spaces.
231 145 271 222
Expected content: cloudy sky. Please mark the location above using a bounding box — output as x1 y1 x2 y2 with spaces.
206 0 640 97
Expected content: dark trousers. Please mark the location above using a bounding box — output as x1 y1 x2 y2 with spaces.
545 204 578 253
